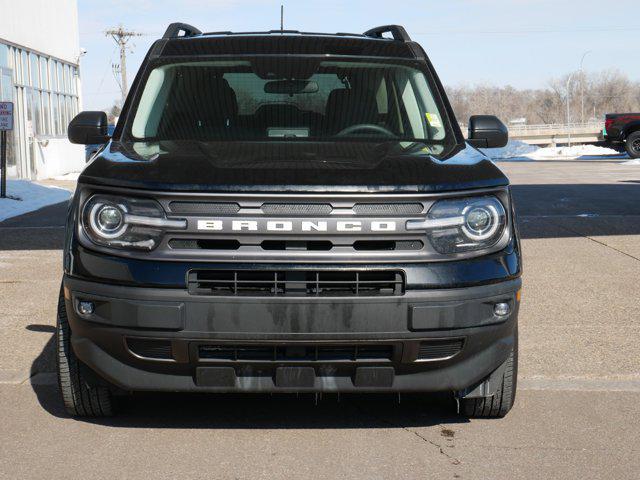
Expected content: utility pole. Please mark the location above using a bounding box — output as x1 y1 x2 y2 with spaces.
280 5 284 31
105 25 143 106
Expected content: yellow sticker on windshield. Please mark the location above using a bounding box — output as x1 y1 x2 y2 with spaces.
426 113 442 128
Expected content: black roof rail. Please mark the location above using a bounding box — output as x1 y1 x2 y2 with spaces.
163 22 202 39
363 25 411 42
202 30 364 37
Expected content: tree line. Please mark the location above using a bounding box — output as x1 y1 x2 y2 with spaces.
447 69 640 126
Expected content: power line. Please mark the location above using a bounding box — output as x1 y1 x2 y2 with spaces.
104 25 144 106
413 26 640 36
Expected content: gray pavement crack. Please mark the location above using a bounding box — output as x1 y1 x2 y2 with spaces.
545 219 640 262
404 426 461 466
347 400 461 466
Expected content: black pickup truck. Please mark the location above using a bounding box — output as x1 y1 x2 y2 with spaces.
62 23 521 418
604 113 640 158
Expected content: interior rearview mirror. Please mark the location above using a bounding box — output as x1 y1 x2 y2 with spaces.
264 80 319 95
467 115 508 149
68 111 110 145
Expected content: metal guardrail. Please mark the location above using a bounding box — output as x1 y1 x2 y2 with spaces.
460 122 604 144
508 122 602 132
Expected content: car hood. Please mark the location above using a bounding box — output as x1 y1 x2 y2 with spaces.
79 140 508 193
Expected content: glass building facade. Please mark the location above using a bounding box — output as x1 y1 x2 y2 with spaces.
0 40 80 178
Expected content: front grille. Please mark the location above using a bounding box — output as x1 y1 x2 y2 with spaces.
353 203 424 215
168 201 240 215
149 192 483 263
169 239 241 250
199 344 394 362
187 269 405 297
261 203 333 215
170 238 423 252
261 240 333 251
127 338 173 360
416 339 464 361
167 201 425 216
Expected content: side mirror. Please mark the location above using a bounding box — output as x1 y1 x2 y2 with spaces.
68 111 110 145
467 115 508 148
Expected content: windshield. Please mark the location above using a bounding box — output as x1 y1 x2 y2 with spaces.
129 57 452 143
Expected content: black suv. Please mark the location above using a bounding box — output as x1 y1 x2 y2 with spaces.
62 24 521 418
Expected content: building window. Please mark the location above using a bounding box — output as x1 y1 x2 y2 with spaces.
42 92 51 135
1 68 12 102
30 54 40 88
57 62 63 93
52 93 60 135
6 44 79 139
21 50 27 85
50 60 57 92
40 57 48 90
71 66 78 94
0 43 8 68
32 89 42 135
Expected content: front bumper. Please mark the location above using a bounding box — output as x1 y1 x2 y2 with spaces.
63 275 520 393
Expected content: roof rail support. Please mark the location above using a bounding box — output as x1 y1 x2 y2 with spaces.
163 23 202 39
363 25 411 42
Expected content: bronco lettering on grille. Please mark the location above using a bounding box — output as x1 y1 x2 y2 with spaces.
196 219 398 233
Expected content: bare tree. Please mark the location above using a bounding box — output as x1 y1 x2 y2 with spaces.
447 69 640 125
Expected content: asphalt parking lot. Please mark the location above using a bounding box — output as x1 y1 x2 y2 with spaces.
1 158 639 479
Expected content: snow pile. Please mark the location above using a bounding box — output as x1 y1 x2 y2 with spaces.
481 140 538 160
0 180 72 222
527 144 623 160
481 140 629 161
53 171 81 181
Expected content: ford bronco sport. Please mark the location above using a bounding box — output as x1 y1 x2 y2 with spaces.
62 23 521 418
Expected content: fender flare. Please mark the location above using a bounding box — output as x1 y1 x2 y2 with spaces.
622 121 640 139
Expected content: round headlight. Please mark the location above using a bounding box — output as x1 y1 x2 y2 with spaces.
461 203 501 241
462 205 500 240
422 195 509 255
89 202 127 239
97 205 124 232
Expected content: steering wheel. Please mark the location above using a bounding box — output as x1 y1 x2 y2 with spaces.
336 124 396 138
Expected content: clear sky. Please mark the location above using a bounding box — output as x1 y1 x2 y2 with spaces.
78 0 640 110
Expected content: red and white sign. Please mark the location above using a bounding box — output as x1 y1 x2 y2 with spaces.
0 102 14 131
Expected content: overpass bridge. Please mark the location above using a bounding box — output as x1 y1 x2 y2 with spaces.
507 122 603 146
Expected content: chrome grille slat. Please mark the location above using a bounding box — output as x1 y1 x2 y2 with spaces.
416 340 464 361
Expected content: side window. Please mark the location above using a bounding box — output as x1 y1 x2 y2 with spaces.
132 66 172 138
399 77 425 138
375 78 388 115
411 72 445 140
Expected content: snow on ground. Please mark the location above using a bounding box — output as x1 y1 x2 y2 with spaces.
53 171 81 181
481 140 539 161
621 158 640 165
482 140 628 161
527 144 623 160
0 180 72 222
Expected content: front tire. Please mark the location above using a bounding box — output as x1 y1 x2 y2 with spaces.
458 343 518 419
56 286 114 417
625 131 640 159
